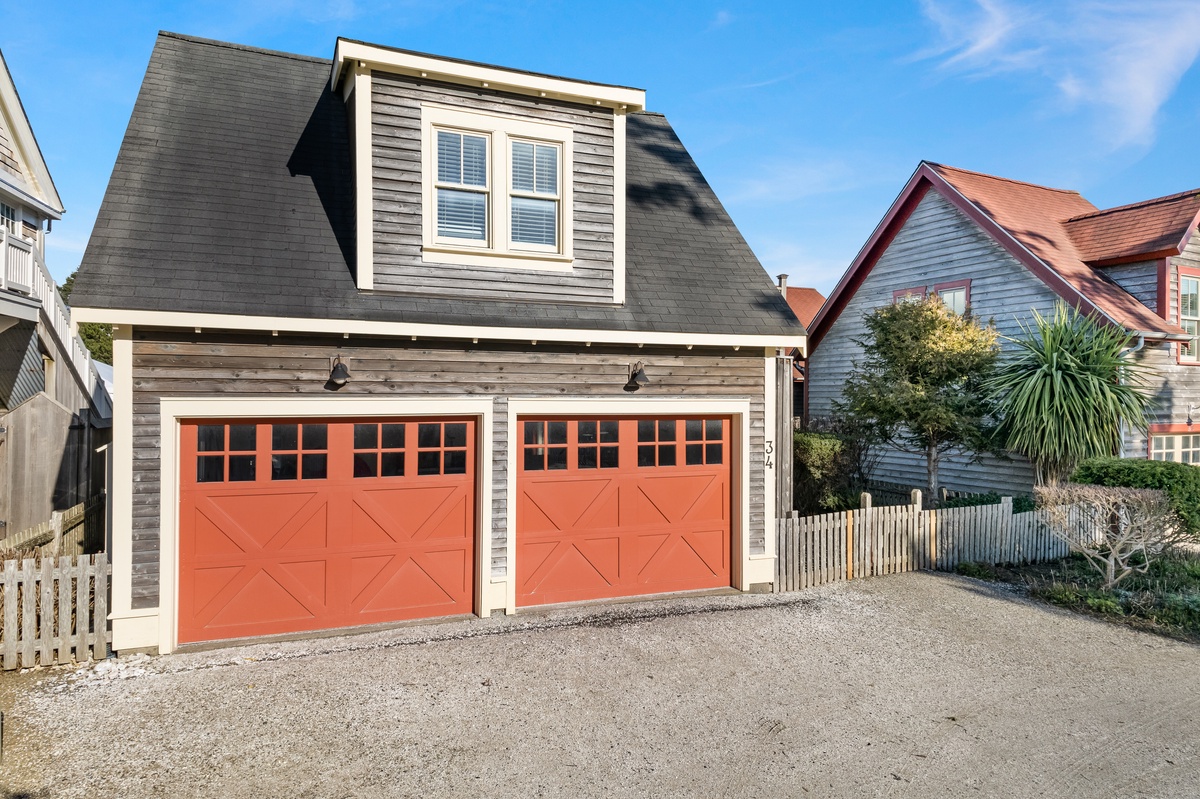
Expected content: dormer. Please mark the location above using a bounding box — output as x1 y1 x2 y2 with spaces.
329 39 645 305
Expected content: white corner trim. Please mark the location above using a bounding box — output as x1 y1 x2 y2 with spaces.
70 307 807 350
612 111 627 306
331 39 646 112
354 64 374 290
762 355 777 559
503 397 755 610
109 327 135 637
156 396 495 655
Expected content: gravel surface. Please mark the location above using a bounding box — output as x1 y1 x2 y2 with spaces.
3 572 1199 798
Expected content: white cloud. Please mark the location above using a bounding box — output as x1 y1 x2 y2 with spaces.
916 0 1200 148
709 10 734 30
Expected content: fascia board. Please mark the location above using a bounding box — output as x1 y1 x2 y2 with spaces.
331 39 646 111
0 52 64 215
70 307 805 349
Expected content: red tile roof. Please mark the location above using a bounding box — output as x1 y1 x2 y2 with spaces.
928 163 1189 337
1063 189 1200 265
784 286 825 328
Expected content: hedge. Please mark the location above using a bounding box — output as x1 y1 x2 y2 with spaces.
1072 457 1200 536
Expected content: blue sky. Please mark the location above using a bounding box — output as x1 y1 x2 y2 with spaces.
5 0 1200 294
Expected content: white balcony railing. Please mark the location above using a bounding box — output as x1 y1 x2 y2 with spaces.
1 227 112 420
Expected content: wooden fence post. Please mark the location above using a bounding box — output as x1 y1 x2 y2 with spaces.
49 512 63 557
861 492 873 577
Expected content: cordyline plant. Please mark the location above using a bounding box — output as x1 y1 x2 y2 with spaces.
1035 484 1181 589
987 304 1153 485
835 296 1000 496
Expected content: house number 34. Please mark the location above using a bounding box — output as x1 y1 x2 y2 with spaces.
765 440 774 469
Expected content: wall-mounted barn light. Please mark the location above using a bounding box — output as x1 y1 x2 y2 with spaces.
624 361 649 392
328 356 351 387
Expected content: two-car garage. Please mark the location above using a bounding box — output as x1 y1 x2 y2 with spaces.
176 412 735 645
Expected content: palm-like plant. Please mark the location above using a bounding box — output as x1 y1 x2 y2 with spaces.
988 303 1153 485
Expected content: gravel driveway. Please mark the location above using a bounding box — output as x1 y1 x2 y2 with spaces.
2 572 1198 798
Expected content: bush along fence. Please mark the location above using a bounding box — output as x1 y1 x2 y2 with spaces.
0 494 107 558
776 490 1073 592
0 553 110 670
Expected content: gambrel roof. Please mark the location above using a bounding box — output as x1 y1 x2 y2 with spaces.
809 162 1195 350
70 33 801 342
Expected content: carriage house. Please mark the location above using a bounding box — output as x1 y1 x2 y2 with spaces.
70 33 803 653
806 162 1200 495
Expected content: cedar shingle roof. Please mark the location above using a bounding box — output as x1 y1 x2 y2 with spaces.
1063 189 1200 265
929 163 1188 336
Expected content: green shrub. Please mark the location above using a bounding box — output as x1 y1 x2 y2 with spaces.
954 561 998 580
940 492 1035 513
1072 457 1200 536
794 431 858 514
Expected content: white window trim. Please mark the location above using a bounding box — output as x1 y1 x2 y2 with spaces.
421 104 574 272
1179 273 1200 363
1150 433 1200 464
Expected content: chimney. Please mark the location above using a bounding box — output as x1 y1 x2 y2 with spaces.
777 274 788 296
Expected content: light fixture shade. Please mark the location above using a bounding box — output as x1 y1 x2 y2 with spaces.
624 361 649 392
330 358 351 386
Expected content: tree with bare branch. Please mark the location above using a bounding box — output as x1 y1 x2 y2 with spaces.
1035 484 1182 589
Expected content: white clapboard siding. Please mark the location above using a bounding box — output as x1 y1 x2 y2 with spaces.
775 493 1081 592
0 553 110 670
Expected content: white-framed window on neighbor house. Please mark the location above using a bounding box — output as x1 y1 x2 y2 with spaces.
422 104 573 270
1150 432 1200 464
0 202 17 236
935 279 971 315
1179 271 1200 364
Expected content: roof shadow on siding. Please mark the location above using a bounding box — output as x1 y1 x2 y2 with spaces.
287 87 356 279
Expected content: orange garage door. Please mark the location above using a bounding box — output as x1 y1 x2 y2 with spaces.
178 417 475 644
517 416 732 606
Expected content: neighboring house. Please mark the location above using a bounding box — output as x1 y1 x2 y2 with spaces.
777 276 824 417
70 33 804 654
0 49 111 537
807 161 1199 495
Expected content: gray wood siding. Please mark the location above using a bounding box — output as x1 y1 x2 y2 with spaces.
369 73 616 303
128 332 765 608
1100 260 1159 312
808 190 1064 496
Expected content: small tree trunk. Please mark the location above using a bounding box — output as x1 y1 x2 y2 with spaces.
926 440 939 497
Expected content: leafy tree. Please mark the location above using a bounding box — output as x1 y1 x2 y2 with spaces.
987 304 1152 485
58 271 112 365
835 296 1000 496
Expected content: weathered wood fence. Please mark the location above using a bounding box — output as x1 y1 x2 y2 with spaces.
0 553 110 670
776 490 1072 592
0 495 106 558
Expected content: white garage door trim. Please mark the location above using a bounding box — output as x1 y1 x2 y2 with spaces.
156 396 495 654
505 397 754 612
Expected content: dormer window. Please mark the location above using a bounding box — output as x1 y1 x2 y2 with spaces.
435 130 489 243
422 105 573 270
1181 273 1200 363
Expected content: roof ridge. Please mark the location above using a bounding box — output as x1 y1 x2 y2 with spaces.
928 161 1084 197
158 31 331 66
1065 188 1200 222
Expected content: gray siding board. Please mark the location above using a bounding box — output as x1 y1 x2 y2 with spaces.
129 332 766 607
370 72 616 304
808 190 1061 496
1101 260 1159 312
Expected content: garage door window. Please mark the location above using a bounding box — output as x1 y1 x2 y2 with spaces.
577 420 619 469
637 419 677 467
353 423 406 478
685 419 723 465
418 422 469 475
270 423 328 480
523 420 568 471
196 423 256 483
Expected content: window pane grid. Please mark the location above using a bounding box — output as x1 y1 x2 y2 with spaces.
1150 434 1200 464
435 129 489 242
1182 276 1200 362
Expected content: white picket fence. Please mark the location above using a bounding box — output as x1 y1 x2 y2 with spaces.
776 491 1074 592
0 553 110 670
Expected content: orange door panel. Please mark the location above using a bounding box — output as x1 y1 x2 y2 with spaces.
178 417 475 644
517 416 732 606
